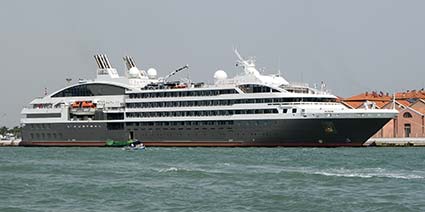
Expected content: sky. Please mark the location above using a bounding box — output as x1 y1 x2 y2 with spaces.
0 0 425 127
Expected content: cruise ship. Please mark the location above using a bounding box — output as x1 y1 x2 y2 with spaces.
20 50 398 147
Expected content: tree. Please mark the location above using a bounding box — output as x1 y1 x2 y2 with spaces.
0 126 7 136
9 126 22 138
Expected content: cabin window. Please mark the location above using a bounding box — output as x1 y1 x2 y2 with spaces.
130 89 237 99
26 113 61 118
238 84 280 93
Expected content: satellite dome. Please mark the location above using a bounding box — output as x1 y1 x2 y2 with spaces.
147 68 157 79
128 67 139 78
214 70 227 80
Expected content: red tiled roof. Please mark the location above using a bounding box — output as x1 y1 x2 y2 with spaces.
344 92 392 101
343 101 364 109
397 100 411 107
395 90 425 100
374 101 389 108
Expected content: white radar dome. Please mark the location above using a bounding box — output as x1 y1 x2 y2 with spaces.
147 68 157 79
128 67 140 78
214 70 228 80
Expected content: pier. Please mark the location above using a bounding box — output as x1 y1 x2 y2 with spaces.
365 138 425 147
0 139 21 146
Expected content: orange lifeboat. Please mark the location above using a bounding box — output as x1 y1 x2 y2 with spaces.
81 101 96 108
174 84 188 89
71 101 81 108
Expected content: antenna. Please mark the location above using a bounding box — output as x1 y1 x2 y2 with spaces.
277 56 281 76
187 64 191 84
234 48 244 61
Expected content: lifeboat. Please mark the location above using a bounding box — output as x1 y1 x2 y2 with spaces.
71 101 81 108
81 101 96 108
173 84 188 89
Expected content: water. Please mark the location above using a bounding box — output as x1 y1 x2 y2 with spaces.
1 147 425 212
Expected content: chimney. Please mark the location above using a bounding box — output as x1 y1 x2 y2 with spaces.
103 54 112 69
129 57 136 67
94 55 105 69
123 56 130 70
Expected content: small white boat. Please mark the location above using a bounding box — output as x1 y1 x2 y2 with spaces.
122 142 145 151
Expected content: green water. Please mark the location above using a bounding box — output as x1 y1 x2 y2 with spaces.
1 147 425 212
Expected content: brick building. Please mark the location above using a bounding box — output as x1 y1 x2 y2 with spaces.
343 90 425 138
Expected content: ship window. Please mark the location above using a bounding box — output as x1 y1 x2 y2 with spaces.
238 84 280 93
52 83 126 97
130 89 237 99
292 108 297 113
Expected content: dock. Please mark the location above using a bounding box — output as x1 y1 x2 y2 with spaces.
365 138 425 147
0 139 22 146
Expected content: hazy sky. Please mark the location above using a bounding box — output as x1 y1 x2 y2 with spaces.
1 0 425 127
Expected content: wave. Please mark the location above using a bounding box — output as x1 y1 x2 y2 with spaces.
283 167 424 180
157 163 237 174
157 166 213 174
156 165 424 180
158 167 186 172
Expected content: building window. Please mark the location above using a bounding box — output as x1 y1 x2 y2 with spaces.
404 124 411 138
403 112 412 118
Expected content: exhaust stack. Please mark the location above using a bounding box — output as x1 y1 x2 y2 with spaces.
94 55 105 69
123 56 136 70
103 54 112 69
93 54 120 79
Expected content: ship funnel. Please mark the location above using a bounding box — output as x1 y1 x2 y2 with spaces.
105 54 113 69
94 55 104 69
123 56 136 70
94 54 110 69
129 57 136 68
93 54 120 78
123 56 147 77
101 54 112 69
98 54 106 68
